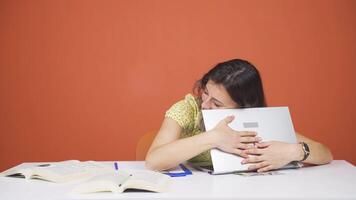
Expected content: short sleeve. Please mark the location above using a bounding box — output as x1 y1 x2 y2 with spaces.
165 94 200 130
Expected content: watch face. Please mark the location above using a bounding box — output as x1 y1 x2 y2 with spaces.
303 142 310 159
300 142 310 161
303 143 310 153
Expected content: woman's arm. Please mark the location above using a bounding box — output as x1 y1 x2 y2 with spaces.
242 132 333 172
145 116 259 171
295 133 333 165
145 118 215 171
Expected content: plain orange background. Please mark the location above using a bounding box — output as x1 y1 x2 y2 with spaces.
0 0 355 171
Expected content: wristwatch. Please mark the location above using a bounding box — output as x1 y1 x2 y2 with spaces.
299 142 310 161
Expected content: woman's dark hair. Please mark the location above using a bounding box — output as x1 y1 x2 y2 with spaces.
194 59 266 108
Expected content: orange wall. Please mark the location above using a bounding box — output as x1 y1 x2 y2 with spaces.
1 0 355 171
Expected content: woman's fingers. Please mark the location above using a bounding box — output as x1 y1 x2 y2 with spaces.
243 148 264 155
238 131 257 137
256 142 271 148
240 136 261 143
221 115 235 124
231 148 248 158
248 161 269 171
237 131 260 143
235 143 255 150
241 155 264 164
257 165 274 173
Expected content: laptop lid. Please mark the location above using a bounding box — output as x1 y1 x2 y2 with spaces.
202 107 299 175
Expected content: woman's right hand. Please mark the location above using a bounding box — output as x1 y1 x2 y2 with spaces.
209 115 260 157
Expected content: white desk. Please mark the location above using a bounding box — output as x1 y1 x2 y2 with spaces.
0 160 355 200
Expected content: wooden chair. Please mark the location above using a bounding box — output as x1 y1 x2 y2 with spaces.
135 130 157 160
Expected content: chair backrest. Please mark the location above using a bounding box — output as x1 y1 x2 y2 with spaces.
136 130 157 160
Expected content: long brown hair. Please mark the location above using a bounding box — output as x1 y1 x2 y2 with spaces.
194 58 267 108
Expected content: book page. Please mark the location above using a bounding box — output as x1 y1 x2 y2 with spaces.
36 160 83 176
1 160 114 183
34 160 112 182
72 171 132 194
0 167 34 179
122 169 171 193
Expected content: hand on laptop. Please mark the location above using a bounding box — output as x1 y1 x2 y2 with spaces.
209 115 261 158
241 141 302 172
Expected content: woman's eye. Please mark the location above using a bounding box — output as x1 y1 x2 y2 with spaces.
214 103 221 108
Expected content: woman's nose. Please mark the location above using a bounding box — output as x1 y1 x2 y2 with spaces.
201 99 212 110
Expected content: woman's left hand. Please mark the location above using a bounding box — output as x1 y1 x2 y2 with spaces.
241 141 302 172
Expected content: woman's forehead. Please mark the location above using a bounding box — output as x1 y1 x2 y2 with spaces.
205 81 237 106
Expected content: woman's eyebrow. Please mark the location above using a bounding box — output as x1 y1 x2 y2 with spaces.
212 97 224 106
204 85 224 106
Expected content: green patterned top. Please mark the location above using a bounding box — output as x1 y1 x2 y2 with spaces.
165 93 212 165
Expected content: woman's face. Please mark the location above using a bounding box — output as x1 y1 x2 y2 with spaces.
201 80 238 110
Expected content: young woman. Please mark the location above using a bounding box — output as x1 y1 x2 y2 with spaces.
145 59 333 172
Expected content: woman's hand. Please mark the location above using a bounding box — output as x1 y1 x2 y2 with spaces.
241 141 303 172
209 115 261 158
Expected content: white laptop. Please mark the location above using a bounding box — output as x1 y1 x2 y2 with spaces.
197 106 302 175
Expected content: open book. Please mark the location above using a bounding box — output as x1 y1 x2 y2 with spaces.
72 169 171 193
0 160 111 183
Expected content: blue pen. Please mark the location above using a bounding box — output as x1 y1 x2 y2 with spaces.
114 162 118 171
163 164 192 177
